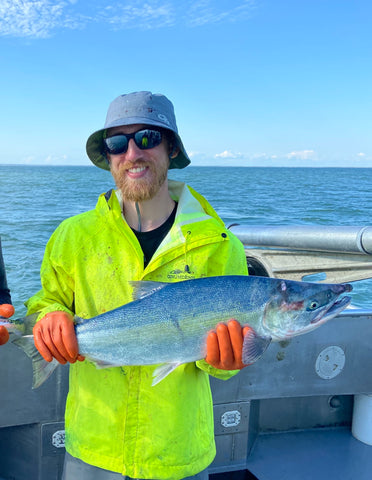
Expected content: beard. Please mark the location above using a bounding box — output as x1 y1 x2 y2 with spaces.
111 159 169 202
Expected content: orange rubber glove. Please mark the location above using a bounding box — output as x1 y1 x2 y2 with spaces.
33 311 84 364
0 304 15 345
205 319 251 370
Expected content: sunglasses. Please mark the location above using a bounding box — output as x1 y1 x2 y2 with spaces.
104 128 163 155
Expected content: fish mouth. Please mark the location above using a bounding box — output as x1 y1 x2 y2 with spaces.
311 295 352 324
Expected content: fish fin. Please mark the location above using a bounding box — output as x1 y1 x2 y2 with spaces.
152 362 182 386
92 359 123 369
242 329 272 365
12 335 59 389
129 281 169 301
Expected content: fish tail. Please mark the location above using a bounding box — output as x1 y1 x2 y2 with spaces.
12 335 59 389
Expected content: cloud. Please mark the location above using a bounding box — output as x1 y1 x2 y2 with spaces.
357 152 366 157
215 150 244 159
187 0 257 27
98 2 175 30
18 153 70 165
100 1 257 30
44 154 68 164
286 150 316 160
22 155 36 165
0 0 80 38
188 151 203 158
0 0 257 38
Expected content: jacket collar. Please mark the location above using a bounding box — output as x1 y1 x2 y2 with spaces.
98 180 223 228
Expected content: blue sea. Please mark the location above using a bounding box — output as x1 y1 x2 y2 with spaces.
1 165 371 315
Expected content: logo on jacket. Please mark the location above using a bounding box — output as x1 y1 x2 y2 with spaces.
167 268 195 280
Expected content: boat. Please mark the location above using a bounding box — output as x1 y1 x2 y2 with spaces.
1 225 372 480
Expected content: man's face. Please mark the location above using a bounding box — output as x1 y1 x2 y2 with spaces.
106 124 170 202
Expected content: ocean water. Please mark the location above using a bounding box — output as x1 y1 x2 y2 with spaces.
0 165 371 315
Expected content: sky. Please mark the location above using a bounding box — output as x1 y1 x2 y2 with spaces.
0 0 371 168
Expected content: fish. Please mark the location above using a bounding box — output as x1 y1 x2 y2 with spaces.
0 275 352 389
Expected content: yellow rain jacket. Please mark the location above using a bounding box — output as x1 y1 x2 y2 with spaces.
26 180 248 479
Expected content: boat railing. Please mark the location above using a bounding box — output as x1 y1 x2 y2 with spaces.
230 224 372 283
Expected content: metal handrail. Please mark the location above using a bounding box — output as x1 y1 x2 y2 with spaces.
230 225 372 255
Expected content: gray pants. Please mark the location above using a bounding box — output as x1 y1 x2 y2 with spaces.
62 452 209 480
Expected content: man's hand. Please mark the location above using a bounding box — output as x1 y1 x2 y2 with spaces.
33 311 84 364
205 319 251 370
0 304 15 345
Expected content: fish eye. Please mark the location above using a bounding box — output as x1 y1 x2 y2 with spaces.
308 300 320 311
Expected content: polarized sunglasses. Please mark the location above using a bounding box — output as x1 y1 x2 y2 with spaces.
104 128 163 155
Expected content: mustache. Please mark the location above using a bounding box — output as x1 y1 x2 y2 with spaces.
121 160 149 169
113 161 154 174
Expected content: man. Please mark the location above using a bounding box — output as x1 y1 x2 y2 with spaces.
26 91 249 479
0 238 14 344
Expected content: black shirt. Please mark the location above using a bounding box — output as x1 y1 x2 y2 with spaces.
132 203 177 268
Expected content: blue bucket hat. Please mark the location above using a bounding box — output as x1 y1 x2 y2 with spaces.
86 91 191 171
